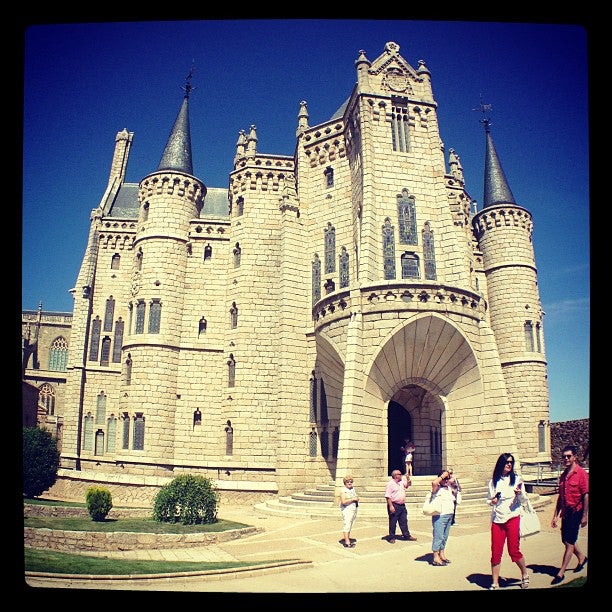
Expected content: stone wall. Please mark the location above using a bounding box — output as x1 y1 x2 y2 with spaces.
551 418 589 468
24 525 262 553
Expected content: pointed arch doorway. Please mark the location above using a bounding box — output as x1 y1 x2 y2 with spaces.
387 385 443 476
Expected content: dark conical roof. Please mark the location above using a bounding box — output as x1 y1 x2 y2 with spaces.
483 119 516 208
157 76 194 175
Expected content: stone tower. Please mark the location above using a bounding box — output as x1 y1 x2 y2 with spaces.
55 41 550 506
472 116 549 458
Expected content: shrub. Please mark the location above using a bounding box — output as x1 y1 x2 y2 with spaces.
23 426 60 498
152 474 218 525
86 486 113 521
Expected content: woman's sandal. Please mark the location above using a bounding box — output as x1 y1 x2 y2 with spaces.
520 575 530 589
489 584 499 590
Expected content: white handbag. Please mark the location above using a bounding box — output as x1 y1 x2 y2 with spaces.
519 497 541 537
422 491 441 516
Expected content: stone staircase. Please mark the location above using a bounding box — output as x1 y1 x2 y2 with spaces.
254 475 553 519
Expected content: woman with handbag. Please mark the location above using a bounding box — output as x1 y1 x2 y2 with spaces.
429 469 458 566
487 453 530 590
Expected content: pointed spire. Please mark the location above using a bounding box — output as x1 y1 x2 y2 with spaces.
157 68 195 175
475 102 516 208
296 100 309 137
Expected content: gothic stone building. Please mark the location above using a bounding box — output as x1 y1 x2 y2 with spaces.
42 41 550 506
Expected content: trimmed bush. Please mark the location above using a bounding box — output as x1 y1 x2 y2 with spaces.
152 474 218 525
23 426 60 498
86 486 113 521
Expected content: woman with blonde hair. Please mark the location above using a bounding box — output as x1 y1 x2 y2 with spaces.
339 475 359 547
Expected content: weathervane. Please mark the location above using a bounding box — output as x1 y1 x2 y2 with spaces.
182 62 196 98
473 96 492 132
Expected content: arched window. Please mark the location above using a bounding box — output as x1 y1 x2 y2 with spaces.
324 166 334 188
309 373 317 422
324 223 336 273
391 100 410 153
198 317 207 336
136 248 143 271
83 412 94 452
107 415 117 452
112 318 124 362
96 391 107 424
141 201 149 223
309 429 318 457
236 197 244 216
111 253 121 269
133 413 145 450
39 383 55 416
100 336 111 366
48 336 68 371
204 244 212 261
148 299 161 333
225 420 234 455
103 297 115 332
319 379 329 424
227 354 236 387
312 254 321 305
89 317 101 361
233 243 241 267
94 430 105 455
423 222 437 280
230 303 238 329
193 408 202 428
135 301 145 334
339 246 349 288
382 218 396 280
320 428 329 458
401 252 420 279
524 321 535 352
124 353 132 386
397 189 417 245
121 413 130 450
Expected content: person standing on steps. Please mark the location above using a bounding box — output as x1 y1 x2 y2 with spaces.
486 453 530 590
402 439 415 477
385 469 417 543
430 469 459 566
339 475 359 548
550 445 589 585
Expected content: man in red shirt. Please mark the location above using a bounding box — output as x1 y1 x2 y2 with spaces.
550 444 589 584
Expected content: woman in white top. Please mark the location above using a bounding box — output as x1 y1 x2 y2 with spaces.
430 469 459 566
339 475 359 548
487 453 530 590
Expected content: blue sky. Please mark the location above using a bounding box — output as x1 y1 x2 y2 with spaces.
21 19 590 424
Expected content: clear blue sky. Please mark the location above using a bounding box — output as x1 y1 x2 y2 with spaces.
21 19 590 424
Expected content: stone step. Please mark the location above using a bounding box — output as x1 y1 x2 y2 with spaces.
254 477 553 519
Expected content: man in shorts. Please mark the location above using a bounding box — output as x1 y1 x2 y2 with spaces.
550 444 589 584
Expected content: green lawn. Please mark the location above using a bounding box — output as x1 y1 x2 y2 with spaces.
24 547 279 575
24 498 290 575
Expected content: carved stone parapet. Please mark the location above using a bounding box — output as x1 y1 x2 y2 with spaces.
472 204 533 239
313 282 486 331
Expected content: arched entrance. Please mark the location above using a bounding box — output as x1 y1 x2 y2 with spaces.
387 385 443 476
387 400 412 474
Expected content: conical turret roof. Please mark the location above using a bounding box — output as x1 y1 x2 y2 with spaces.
157 72 194 175
482 119 516 208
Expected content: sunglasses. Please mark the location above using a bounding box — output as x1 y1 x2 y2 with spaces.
562 454 573 459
